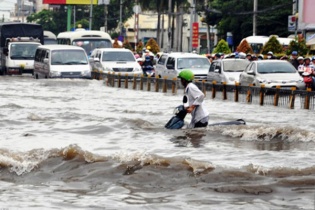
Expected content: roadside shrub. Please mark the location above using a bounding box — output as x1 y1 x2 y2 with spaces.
236 39 253 54
146 38 160 54
213 39 231 54
261 36 283 54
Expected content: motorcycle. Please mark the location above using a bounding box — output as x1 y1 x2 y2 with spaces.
302 72 313 90
165 96 246 129
142 65 155 77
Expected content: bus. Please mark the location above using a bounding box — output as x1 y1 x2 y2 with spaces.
57 30 112 56
239 36 294 54
44 31 57 45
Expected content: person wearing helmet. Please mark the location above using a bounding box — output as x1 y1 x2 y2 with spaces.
267 51 274 59
301 57 315 90
290 51 299 70
238 52 246 59
178 69 209 128
142 55 154 76
297 56 305 75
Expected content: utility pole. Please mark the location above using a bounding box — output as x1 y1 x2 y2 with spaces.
189 0 196 52
253 0 257 36
89 0 93 30
167 0 172 52
120 0 123 36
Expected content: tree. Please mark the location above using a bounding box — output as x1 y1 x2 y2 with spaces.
136 40 144 54
146 38 160 54
213 39 231 54
27 9 66 35
236 39 253 54
206 0 293 50
261 35 283 54
287 34 309 56
123 39 133 51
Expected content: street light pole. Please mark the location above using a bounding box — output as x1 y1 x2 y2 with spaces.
89 0 93 30
103 0 110 33
253 0 257 36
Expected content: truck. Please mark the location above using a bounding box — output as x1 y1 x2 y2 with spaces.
0 22 44 75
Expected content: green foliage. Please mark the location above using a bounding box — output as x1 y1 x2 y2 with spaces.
207 0 292 49
146 38 160 54
74 19 89 30
136 40 144 54
261 36 283 54
236 39 253 54
213 39 231 54
26 9 63 34
123 40 133 51
287 35 309 56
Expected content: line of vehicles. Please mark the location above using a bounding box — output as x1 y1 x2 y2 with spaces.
0 22 308 90
0 22 113 79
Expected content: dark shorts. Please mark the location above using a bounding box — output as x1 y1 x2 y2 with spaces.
194 121 208 128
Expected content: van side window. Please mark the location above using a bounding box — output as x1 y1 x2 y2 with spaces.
40 50 46 62
158 55 167 65
166 57 175 68
209 62 216 72
245 63 253 73
216 62 221 72
35 49 41 62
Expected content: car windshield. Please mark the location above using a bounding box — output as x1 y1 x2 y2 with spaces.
51 50 88 65
102 51 136 62
257 62 296 74
222 60 250 72
10 43 41 60
177 58 210 69
72 39 112 55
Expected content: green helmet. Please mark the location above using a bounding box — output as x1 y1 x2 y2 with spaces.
179 69 194 82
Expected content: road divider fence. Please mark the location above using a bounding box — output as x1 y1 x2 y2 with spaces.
92 71 315 110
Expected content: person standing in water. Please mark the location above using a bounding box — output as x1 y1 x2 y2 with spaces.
178 69 209 128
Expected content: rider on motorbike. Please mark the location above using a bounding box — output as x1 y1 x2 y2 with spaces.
142 55 154 77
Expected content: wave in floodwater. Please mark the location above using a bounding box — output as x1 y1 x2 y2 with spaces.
1 144 315 182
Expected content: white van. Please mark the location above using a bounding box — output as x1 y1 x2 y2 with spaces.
155 52 210 81
33 45 91 79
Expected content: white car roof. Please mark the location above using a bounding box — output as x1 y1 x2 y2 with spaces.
37 44 85 51
95 48 133 52
163 52 207 58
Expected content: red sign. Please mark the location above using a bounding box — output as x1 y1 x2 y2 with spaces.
192 22 199 48
43 0 97 5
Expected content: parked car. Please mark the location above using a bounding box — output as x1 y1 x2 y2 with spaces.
155 52 210 81
34 45 91 79
207 59 250 84
239 60 305 90
90 48 142 76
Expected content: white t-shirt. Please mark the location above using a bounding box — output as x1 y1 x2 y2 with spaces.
184 82 209 128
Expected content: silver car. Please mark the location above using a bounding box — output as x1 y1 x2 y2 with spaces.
207 59 250 85
239 60 305 90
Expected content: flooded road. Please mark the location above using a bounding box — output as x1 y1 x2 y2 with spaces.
0 75 315 209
